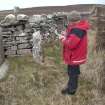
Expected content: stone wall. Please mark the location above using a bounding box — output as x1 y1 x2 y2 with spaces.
1 21 33 57
0 13 66 58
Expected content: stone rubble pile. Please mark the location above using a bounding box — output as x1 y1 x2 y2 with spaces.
31 13 67 63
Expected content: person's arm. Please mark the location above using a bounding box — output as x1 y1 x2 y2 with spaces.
62 28 86 49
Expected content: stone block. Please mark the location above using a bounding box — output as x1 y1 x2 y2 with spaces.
18 43 31 49
17 49 32 55
5 50 16 56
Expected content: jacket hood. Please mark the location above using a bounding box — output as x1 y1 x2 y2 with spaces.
75 20 90 30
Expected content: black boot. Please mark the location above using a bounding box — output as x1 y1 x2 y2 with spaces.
67 75 79 95
61 88 76 95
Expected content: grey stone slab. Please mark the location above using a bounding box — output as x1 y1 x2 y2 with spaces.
18 43 31 49
17 49 32 55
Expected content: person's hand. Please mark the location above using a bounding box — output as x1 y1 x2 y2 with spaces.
59 35 66 42
61 31 67 36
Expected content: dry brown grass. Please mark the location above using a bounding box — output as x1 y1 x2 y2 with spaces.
0 56 95 105
0 30 105 105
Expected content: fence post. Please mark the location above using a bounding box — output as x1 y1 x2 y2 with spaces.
0 27 4 65
95 6 105 95
0 27 9 80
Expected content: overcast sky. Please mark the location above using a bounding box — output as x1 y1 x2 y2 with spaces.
0 0 105 10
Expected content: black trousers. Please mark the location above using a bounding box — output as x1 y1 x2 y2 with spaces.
67 65 80 92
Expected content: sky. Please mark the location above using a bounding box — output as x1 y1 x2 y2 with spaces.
0 0 105 10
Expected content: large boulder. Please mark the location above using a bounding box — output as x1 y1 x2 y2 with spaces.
29 15 42 24
17 14 29 21
29 14 47 25
4 14 16 24
0 14 16 26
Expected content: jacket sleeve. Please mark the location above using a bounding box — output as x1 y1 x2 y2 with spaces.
62 28 86 49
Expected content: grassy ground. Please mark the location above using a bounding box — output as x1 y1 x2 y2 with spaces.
0 30 105 105
0 55 95 105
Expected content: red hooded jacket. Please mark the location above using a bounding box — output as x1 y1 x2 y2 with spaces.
61 20 90 65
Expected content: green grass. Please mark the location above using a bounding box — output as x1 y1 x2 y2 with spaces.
44 42 62 64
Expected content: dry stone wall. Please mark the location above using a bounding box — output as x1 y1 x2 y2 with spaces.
0 13 67 58
1 21 33 57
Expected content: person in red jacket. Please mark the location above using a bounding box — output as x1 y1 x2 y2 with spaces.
59 10 90 95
